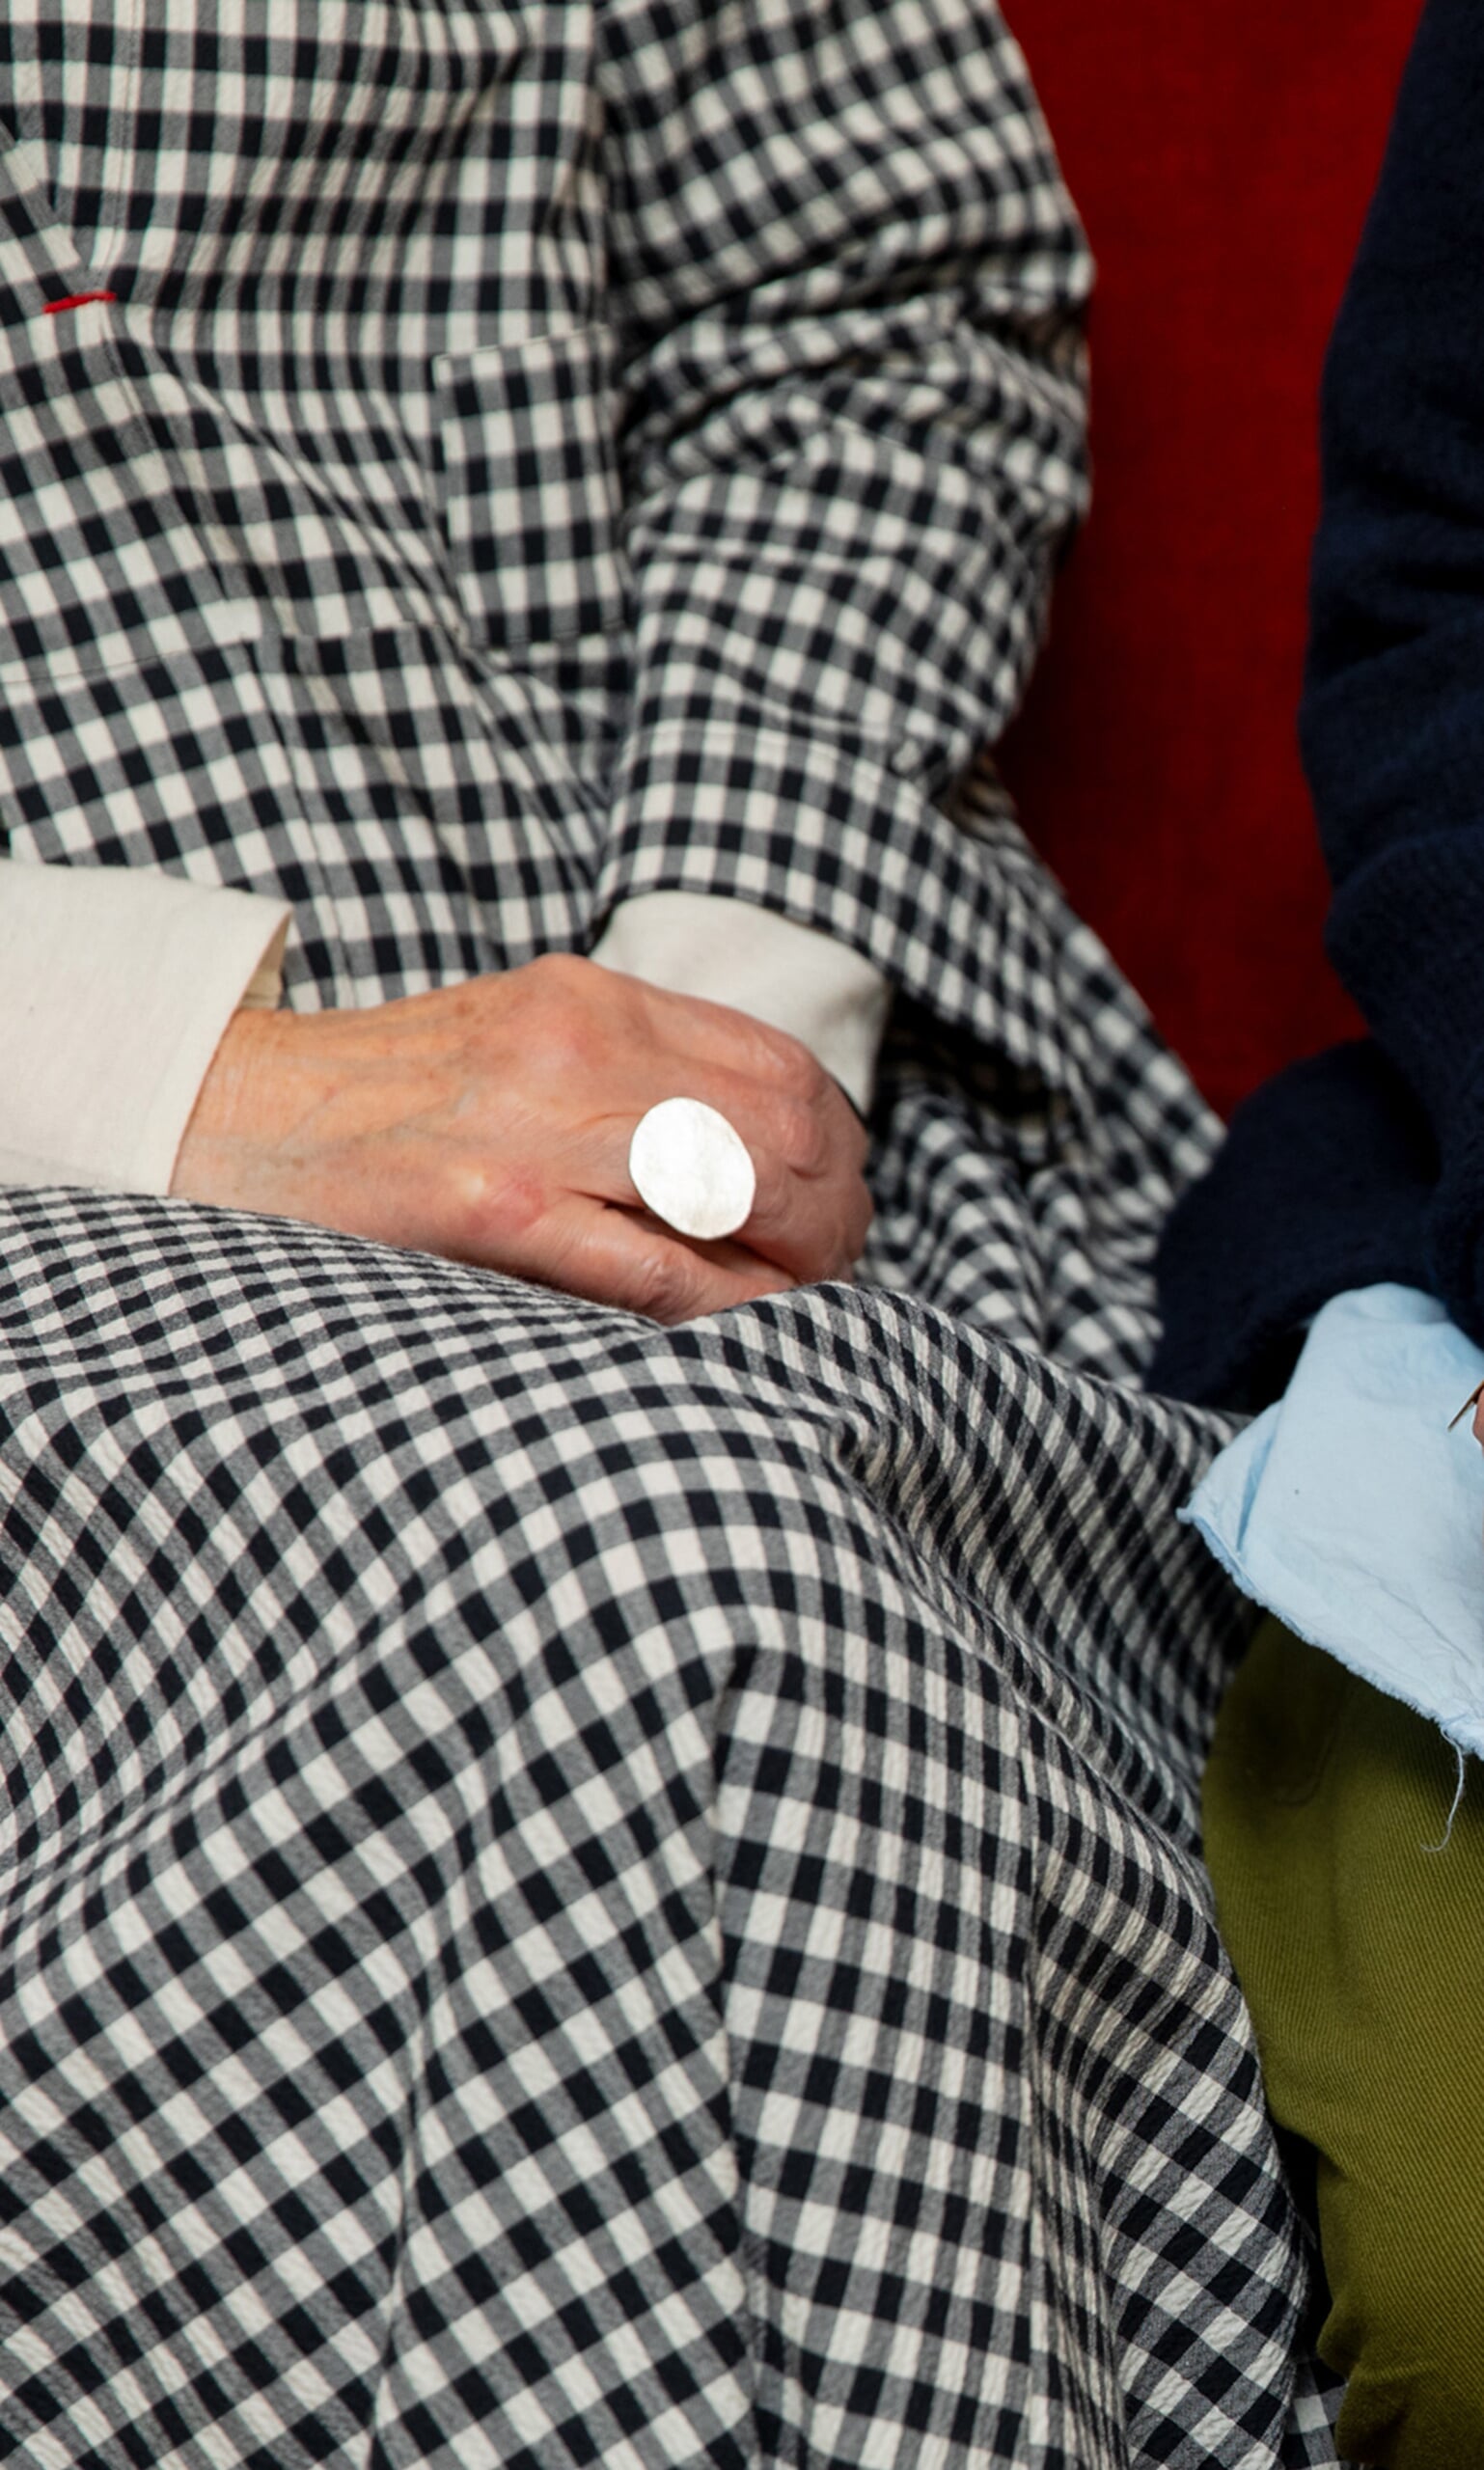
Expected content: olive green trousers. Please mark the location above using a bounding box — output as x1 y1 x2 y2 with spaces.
1204 1618 1484 2470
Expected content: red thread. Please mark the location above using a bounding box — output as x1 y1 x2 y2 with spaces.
42 290 117 316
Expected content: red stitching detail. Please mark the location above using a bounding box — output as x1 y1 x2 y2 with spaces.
42 290 117 316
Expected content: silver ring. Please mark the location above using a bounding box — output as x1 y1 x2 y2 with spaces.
628 1097 756 1242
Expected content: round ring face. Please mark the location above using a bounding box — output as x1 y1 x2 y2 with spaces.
627 1098 757 1242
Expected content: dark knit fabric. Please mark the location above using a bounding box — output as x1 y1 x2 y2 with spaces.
1152 1043 1436 1411
1152 0 1484 1407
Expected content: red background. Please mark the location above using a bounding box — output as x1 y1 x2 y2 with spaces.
998 0 1424 1118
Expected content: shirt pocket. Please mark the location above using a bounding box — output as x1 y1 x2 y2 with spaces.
433 323 631 650
0 131 261 688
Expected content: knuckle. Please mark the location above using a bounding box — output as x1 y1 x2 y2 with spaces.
435 1156 496 1242
628 1246 701 1325
529 948 585 992
770 1096 828 1175
449 1159 545 1249
742 1015 820 1094
520 950 603 1072
524 948 587 1019
777 1036 826 1103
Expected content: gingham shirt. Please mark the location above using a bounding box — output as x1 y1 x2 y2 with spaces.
0 12 1350 2459
0 0 1090 1178
0 862 888 1190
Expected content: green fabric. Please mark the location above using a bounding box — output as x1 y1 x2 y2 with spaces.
1204 1617 1484 2469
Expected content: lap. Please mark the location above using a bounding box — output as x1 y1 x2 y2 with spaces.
0 1182 1298 2468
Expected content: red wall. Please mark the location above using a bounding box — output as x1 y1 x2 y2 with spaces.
998 0 1423 1116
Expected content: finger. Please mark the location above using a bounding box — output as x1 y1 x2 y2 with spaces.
695 1076 872 1280
615 974 876 1202
617 974 836 1095
740 1127 872 1278
507 1196 799 1323
540 981 870 1278
554 1079 866 1281
601 1100 869 1284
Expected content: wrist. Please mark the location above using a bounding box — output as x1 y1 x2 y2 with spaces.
171 1006 289 1194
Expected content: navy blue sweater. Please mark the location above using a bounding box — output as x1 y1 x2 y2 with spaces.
1151 0 1484 1409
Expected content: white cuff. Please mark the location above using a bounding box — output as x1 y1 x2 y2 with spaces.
591 892 890 1113
0 860 290 1196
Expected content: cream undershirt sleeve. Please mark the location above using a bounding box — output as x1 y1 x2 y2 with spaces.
0 858 290 1197
591 892 891 1114
0 868 885 1209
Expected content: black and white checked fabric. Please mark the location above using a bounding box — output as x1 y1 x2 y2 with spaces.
0 0 1091 1013
0 1154 1303 2470
0 4 1345 2462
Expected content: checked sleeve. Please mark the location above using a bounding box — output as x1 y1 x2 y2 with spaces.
592 0 1092 1015
1293 0 1484 1344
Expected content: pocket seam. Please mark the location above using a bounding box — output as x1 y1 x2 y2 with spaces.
434 321 630 650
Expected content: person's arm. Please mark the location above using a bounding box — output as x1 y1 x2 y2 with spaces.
183 0 1089 1301
1 0 1087 1316
1151 0 1484 1407
1299 0 1484 1328
591 0 1091 1027
0 181 866 1308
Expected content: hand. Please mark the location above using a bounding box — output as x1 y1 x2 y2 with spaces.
171 953 872 1320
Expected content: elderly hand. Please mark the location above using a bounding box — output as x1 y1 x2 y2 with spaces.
171 953 872 1320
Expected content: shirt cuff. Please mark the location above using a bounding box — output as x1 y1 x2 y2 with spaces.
591 892 892 1114
0 859 290 1196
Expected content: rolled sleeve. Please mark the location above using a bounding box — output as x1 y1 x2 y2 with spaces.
594 0 1091 1015
591 891 891 1112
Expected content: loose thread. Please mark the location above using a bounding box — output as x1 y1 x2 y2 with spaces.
42 290 117 316
1422 1744 1469 1854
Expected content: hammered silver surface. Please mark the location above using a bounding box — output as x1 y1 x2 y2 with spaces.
629 1096 758 1239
